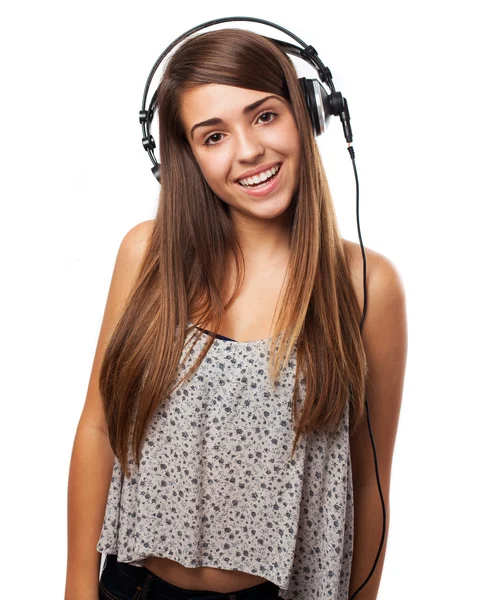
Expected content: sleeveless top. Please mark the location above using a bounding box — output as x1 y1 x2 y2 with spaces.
96 322 354 599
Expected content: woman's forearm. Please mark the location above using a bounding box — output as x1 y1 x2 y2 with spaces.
348 485 390 600
65 425 115 600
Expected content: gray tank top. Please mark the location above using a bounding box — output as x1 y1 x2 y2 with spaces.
96 322 354 599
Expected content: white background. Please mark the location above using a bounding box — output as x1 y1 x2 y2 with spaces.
1 1 482 598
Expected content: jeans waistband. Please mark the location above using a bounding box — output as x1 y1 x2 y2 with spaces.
106 554 280 600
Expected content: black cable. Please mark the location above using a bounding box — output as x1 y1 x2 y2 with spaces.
347 144 387 599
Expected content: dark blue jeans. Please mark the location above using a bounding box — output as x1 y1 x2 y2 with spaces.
99 554 280 600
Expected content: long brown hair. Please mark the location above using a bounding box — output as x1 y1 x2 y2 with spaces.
100 28 368 479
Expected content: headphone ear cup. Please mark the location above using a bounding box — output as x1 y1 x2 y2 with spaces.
298 77 319 136
298 77 332 137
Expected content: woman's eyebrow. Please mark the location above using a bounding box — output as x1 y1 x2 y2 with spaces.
190 95 282 140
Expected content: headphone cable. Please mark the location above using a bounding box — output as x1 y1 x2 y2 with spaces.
347 143 387 599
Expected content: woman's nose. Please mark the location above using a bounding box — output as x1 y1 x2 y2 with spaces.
234 130 264 163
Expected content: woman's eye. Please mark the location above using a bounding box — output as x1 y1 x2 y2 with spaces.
258 111 277 123
203 133 223 146
202 111 278 146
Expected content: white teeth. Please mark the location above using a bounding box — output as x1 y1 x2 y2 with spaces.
238 163 281 187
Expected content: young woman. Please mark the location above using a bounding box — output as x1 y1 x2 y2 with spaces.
65 27 407 600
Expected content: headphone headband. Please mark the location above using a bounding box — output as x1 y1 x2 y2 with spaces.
139 16 352 182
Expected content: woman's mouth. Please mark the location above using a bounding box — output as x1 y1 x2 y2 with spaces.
235 162 283 197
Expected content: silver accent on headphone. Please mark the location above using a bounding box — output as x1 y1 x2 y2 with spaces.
312 79 331 134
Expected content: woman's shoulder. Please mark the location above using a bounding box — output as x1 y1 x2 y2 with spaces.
114 219 156 274
123 219 155 244
342 238 405 315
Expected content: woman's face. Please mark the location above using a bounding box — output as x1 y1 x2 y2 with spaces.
179 84 301 222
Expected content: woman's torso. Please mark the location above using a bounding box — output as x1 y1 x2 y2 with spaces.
142 239 366 592
143 556 270 592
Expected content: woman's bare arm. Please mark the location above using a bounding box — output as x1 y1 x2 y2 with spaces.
64 220 154 600
349 251 408 599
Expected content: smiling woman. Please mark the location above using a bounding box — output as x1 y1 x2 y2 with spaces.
65 23 405 600
179 84 301 219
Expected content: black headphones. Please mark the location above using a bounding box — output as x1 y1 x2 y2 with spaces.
138 17 385 600
139 16 354 183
